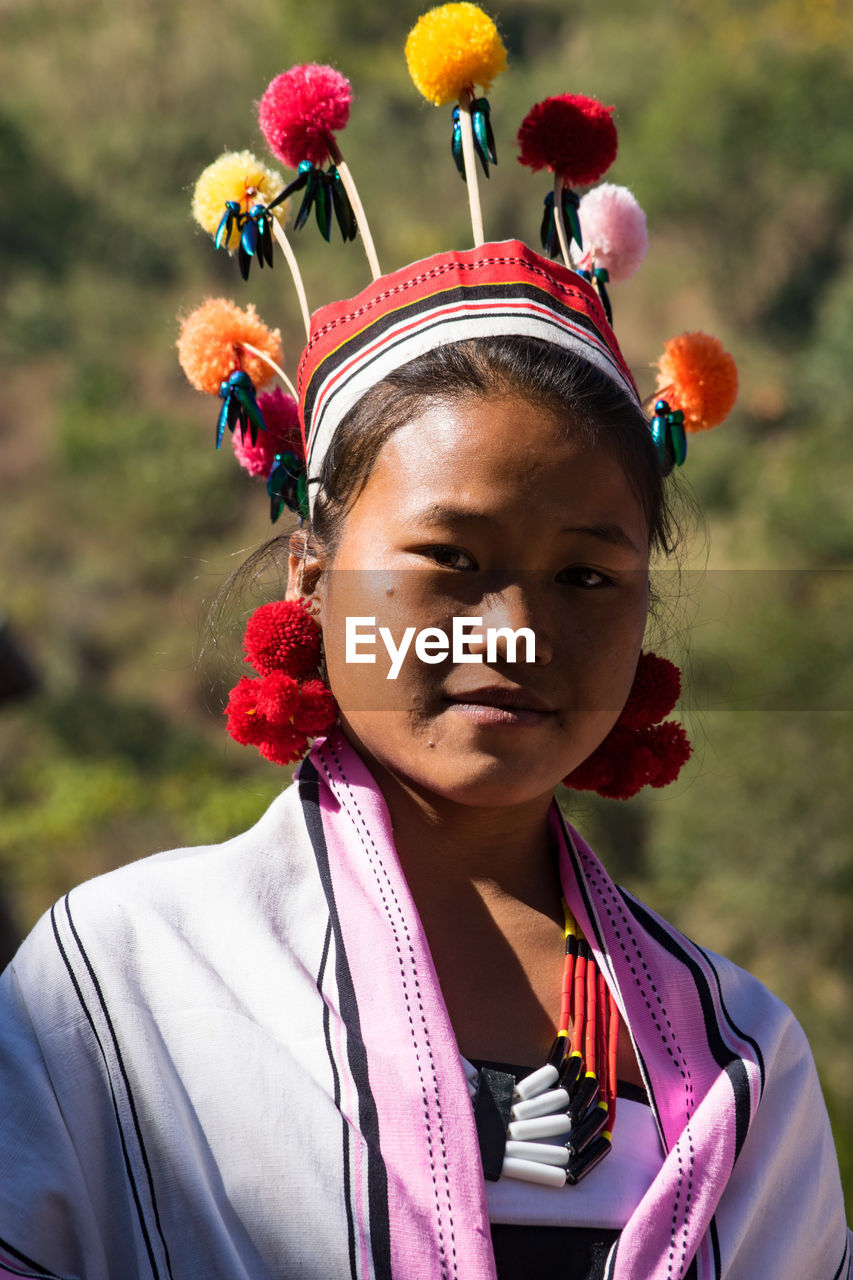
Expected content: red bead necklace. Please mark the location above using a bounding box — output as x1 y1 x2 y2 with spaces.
475 899 620 1188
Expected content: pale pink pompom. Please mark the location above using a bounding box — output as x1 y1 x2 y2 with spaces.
576 184 648 283
258 64 352 169
232 386 303 479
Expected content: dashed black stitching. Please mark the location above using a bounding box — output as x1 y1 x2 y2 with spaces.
303 254 594 352
576 844 695 1277
318 742 458 1280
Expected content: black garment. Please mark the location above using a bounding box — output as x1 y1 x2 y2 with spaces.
491 1223 619 1279
490 1225 699 1280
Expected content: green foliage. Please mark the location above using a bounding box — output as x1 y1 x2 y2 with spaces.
0 692 283 924
1 0 851 1213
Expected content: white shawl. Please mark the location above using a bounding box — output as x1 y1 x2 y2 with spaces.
0 729 849 1278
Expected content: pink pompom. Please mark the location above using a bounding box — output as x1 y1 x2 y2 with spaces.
575 184 648 283
258 64 352 169
232 386 303 479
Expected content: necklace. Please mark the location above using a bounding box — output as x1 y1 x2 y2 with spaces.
472 899 619 1187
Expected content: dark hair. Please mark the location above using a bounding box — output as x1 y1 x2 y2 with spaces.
309 335 678 562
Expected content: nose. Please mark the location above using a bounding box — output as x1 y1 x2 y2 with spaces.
462 576 554 667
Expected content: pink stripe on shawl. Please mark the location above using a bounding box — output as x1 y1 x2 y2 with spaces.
552 812 748 1280
311 731 495 1280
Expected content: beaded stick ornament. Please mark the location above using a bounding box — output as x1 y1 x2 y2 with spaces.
178 4 737 513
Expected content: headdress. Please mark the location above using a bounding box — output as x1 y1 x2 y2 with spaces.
298 240 639 500
176 3 738 787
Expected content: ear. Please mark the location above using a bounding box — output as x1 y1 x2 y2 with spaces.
286 529 325 606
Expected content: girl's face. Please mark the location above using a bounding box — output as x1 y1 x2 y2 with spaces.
310 392 650 809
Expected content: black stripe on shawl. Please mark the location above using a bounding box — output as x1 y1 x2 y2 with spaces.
0 1238 66 1279
617 892 753 1162
299 758 393 1280
50 899 173 1280
695 945 766 1095
303 275 617 436
316 914 359 1279
709 1216 722 1278
831 1236 850 1280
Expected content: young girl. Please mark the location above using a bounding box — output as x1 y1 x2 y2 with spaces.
0 240 848 1279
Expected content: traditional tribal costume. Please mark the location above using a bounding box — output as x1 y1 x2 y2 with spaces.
0 729 849 1278
2 8 849 1276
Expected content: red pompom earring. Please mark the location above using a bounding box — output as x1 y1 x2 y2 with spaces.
225 599 337 765
563 652 691 800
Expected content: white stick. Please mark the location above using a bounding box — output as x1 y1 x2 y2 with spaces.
238 341 299 401
458 91 485 247
268 220 311 339
552 173 572 269
643 383 672 410
331 151 382 282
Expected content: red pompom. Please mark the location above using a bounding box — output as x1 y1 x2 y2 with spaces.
617 653 681 731
293 679 338 735
255 726 313 767
517 94 618 187
232 386 303 480
224 676 267 746
563 719 691 800
226 615 336 765
224 671 315 766
253 670 301 724
258 63 352 169
637 720 693 789
243 600 321 680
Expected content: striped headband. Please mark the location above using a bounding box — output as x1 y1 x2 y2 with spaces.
297 239 640 511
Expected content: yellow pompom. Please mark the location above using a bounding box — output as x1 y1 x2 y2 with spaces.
192 151 287 250
405 3 507 107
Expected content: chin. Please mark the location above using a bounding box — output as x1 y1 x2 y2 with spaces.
376 738 574 809
422 770 558 809
341 712 615 811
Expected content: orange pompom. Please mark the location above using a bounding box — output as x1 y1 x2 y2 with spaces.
655 332 738 432
176 298 283 396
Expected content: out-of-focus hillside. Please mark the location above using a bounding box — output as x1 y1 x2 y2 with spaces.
1 0 851 1204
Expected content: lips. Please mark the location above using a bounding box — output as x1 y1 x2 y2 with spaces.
444 685 556 714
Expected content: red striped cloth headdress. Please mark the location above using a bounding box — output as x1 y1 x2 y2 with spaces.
297 239 639 507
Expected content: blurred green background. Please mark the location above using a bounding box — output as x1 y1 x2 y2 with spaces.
1 0 851 1208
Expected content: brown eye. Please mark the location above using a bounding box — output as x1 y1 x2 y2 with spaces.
556 566 611 588
423 545 477 571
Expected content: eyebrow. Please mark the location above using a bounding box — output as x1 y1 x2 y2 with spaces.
560 523 642 554
413 505 642 555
